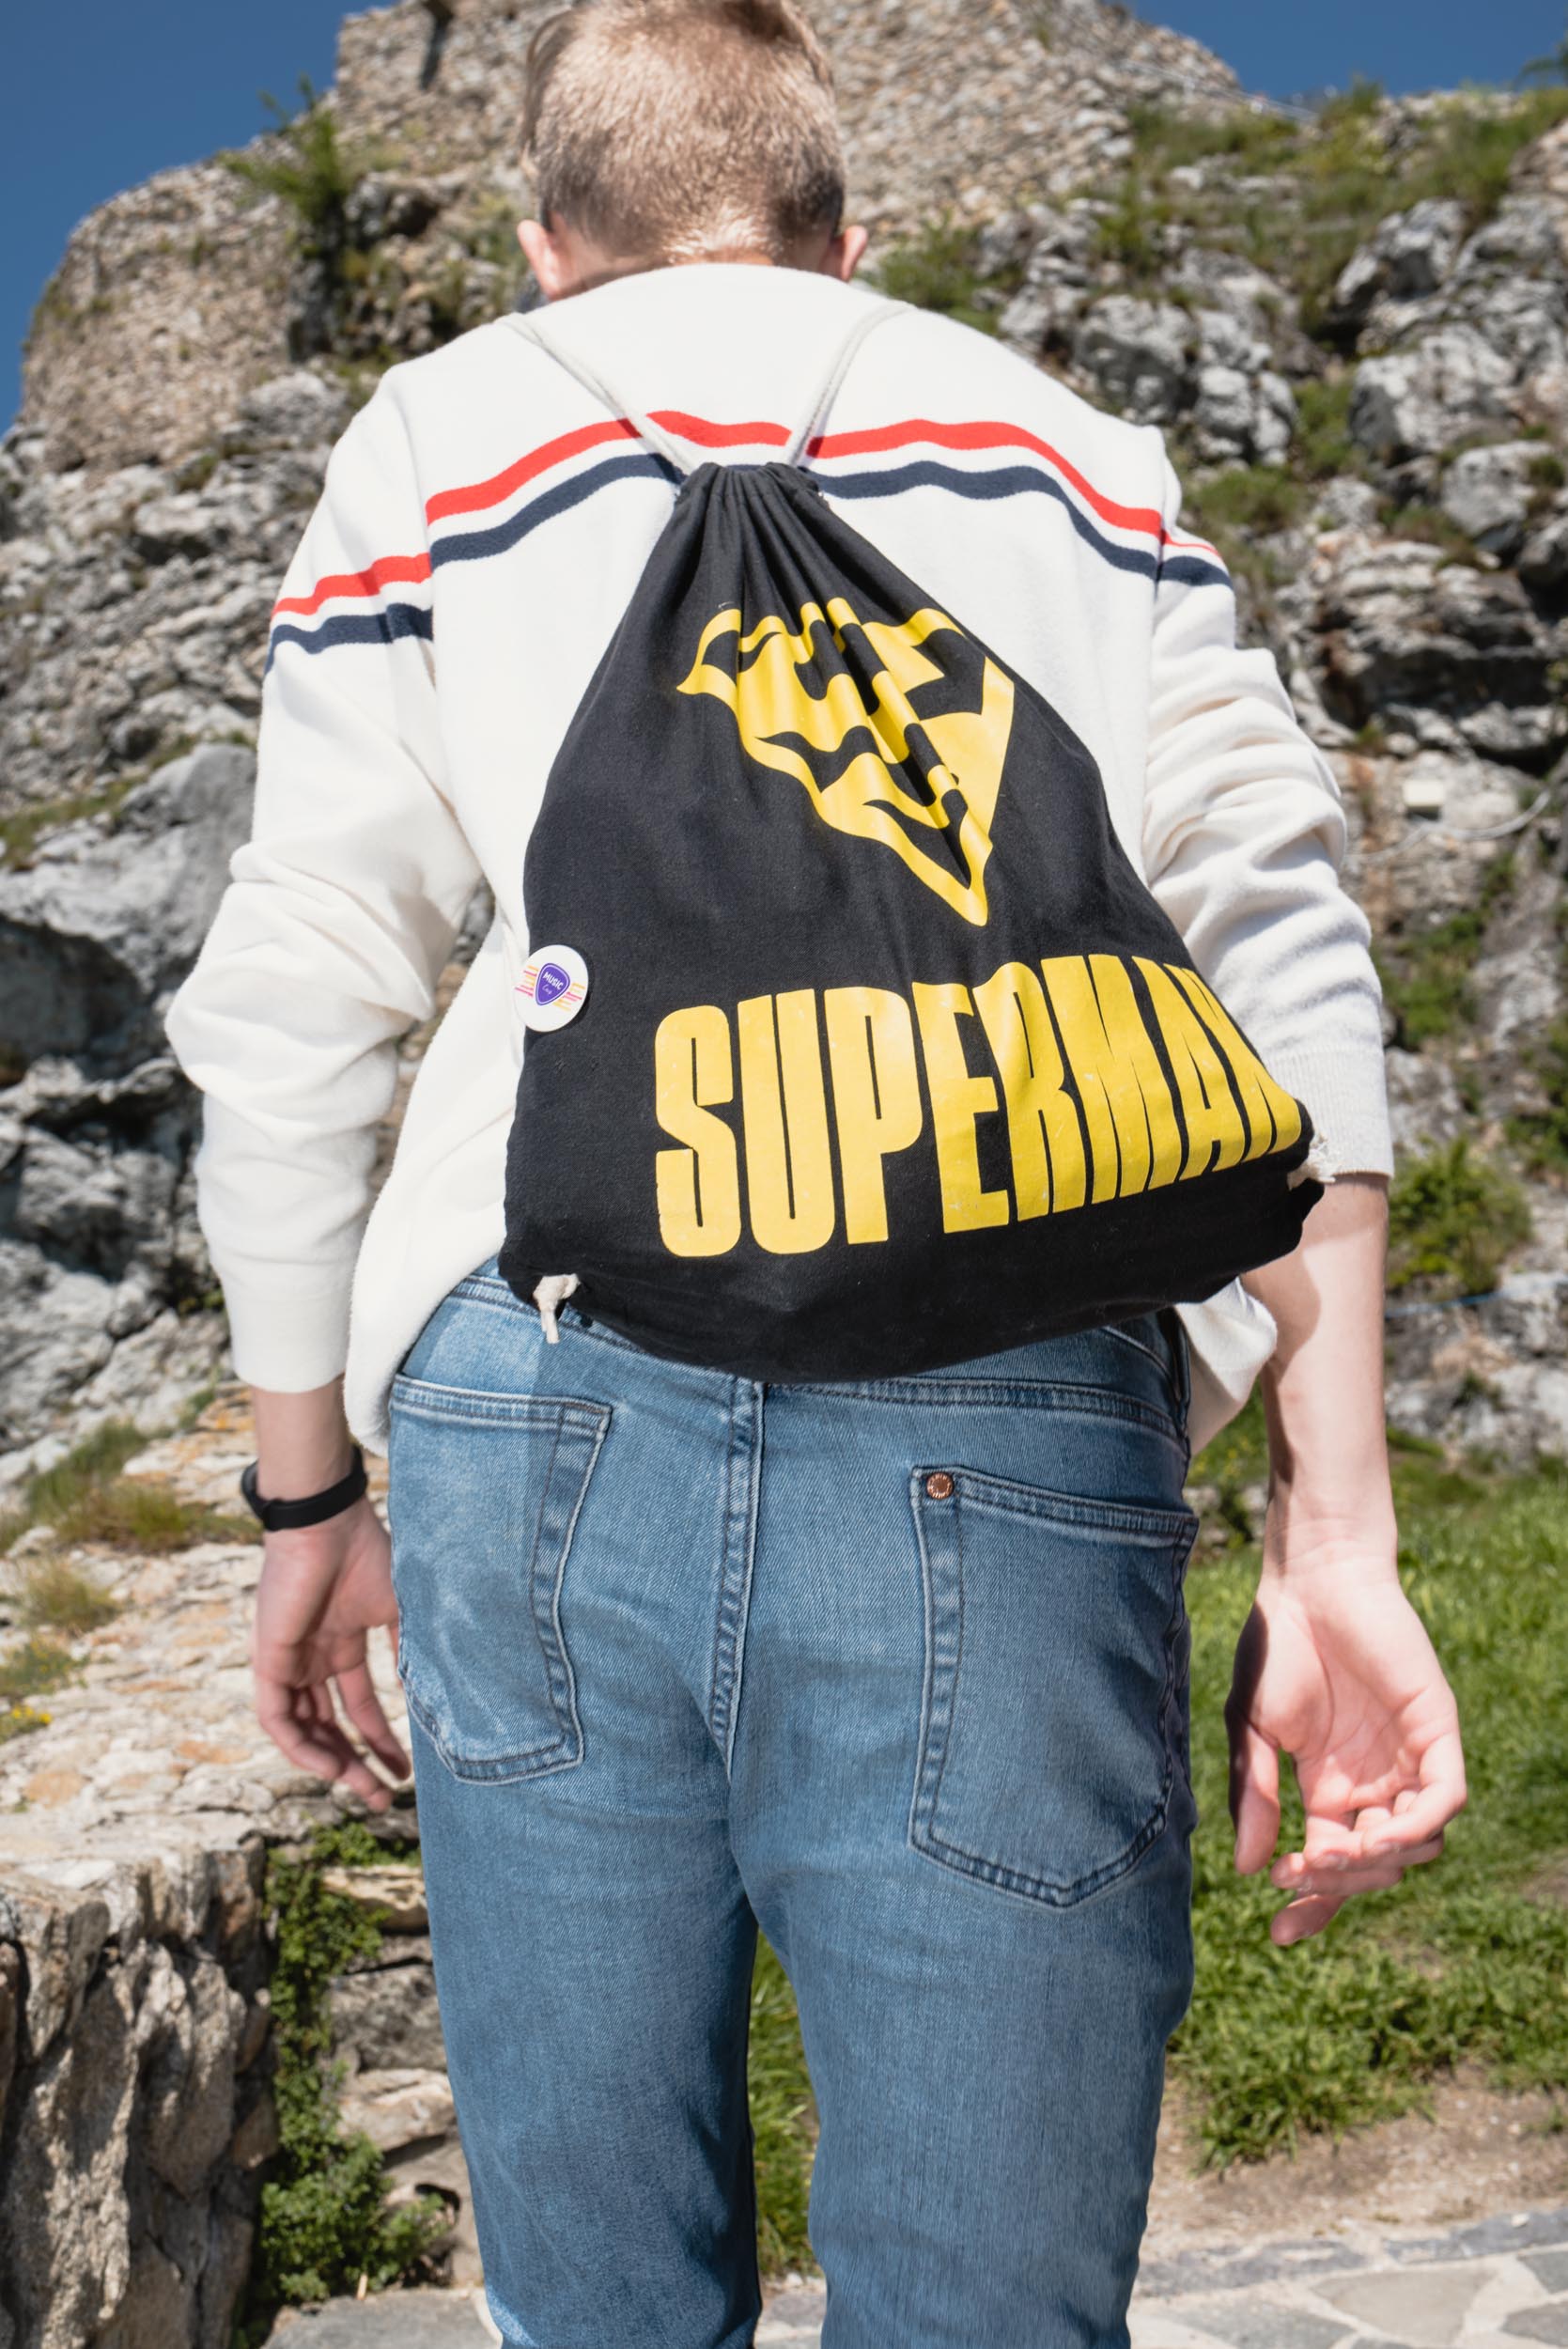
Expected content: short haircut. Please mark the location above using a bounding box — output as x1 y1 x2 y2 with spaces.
521 0 846 266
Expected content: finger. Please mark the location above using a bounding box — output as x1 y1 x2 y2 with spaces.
1357 1735 1467 1857
335 1659 411 1781
1229 1723 1281 1873
256 1678 357 1784
290 1682 394 1804
1272 1832 1445 1894
1272 1890 1347 1945
1272 1860 1410 1898
302 1681 396 1810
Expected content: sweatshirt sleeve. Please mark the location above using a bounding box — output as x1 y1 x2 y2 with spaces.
163 374 482 1390
1140 441 1393 1180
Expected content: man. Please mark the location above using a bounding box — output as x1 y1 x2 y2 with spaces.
165 5 1465 2342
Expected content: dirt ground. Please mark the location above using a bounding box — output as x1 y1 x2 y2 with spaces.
1145 2069 1568 2250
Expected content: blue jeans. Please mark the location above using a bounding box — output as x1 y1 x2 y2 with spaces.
386 1253 1200 2349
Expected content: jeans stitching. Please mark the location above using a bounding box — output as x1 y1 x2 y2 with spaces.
392 1403 609 1783
784 1377 1187 1445
906 1471 1188 1908
708 1381 763 1774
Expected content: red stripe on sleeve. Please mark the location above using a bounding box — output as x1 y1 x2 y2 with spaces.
426 416 638 523
272 551 433 619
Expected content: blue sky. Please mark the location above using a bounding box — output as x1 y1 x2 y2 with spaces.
6 1 1567 429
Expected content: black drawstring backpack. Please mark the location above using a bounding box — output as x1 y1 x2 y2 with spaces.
496 299 1319 1382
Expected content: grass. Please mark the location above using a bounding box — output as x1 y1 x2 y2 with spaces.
1388 1138 1533 1299
873 218 1012 334
1375 852 1516 1048
750 1938 817 2273
0 1636 79 1706
0 774 141 872
1511 1018 1568 1172
1120 80 1568 348
12 1558 120 1636
1173 1444 1568 2164
742 1425 1568 2213
0 1418 258 1561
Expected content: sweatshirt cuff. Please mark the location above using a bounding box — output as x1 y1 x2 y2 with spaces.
212 1261 357 1392
1265 1030 1395 1181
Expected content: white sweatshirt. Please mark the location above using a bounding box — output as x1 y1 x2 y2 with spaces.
163 261 1392 1457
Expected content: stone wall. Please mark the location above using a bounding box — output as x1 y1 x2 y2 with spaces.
0 1404 474 2349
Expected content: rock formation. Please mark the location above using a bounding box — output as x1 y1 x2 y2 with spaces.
3 0 1567 1492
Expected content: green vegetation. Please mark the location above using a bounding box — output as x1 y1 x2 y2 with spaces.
0 1703 52 1748
1293 375 1358 481
13 1558 120 1637
873 218 1013 334
1388 1138 1533 1299
749 1938 817 2274
0 774 140 872
223 76 388 274
1117 79 1568 344
0 1419 257 1562
1511 1019 1568 1171
721 1434 1568 2194
1174 1442 1568 2163
236 1827 444 2336
0 1636 80 1707
1376 852 1516 1046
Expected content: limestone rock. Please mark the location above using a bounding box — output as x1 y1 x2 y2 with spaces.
1073 296 1193 423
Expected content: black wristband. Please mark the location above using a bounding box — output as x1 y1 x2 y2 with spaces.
240 1444 367 1532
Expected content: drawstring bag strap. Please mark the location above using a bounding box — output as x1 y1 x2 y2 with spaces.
782 296 903 464
510 305 695 476
508 293 905 476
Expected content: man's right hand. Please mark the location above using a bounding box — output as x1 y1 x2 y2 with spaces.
252 1495 411 1809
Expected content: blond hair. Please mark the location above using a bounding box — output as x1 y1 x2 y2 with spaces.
521 0 846 266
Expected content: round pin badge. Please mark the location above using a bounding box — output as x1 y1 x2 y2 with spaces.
516 943 589 1032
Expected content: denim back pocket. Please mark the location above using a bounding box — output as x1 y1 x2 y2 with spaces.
386 1377 611 1783
908 1466 1198 1907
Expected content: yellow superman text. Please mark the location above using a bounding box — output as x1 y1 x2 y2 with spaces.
652 954 1302 1256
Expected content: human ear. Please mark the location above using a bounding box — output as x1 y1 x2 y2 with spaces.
516 217 571 300
821 223 869 282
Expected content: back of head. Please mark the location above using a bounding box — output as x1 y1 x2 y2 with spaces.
521 0 846 268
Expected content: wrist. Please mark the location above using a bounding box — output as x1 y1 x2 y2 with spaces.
1261 1484 1399 1582
250 1380 356 1500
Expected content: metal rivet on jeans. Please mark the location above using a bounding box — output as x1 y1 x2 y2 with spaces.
924 1471 955 1501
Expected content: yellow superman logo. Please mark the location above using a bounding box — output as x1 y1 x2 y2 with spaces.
677 597 1015 927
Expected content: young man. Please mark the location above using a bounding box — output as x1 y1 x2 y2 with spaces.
165 4 1466 2342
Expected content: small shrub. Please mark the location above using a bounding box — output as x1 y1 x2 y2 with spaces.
1401 87 1568 226
1093 171 1166 279
1 1420 257 1559
1186 464 1305 540
1128 102 1301 179
1510 1019 1568 1172
14 1560 119 1636
0 1637 79 1706
0 1703 51 1747
223 77 385 267
1377 852 1514 1046
874 218 1001 334
1377 497 1477 557
0 776 140 872
1388 1139 1532 1299
1295 376 1359 481
242 1831 446 2326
